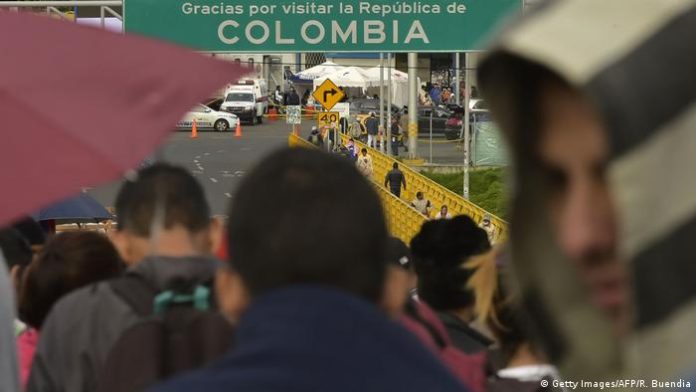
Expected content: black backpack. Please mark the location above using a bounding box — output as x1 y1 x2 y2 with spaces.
96 274 234 392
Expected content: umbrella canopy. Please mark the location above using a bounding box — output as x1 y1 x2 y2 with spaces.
294 61 346 81
33 193 111 222
313 67 378 89
0 11 249 226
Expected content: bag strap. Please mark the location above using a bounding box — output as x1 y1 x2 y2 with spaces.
109 274 158 317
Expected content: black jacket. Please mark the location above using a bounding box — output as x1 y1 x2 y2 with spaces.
437 312 493 355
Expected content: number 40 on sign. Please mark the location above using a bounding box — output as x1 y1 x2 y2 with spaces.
317 112 340 128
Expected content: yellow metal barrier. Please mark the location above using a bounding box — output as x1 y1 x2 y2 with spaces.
288 133 427 243
339 134 508 242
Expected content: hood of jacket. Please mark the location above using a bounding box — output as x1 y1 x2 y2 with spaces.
478 0 696 381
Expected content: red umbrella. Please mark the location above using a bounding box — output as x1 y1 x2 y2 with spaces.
0 11 249 226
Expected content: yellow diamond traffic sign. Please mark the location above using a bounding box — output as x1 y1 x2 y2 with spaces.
312 79 345 111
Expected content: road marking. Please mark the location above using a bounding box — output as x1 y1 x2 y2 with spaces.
224 193 232 198
195 156 201 159
192 170 203 174
217 150 225 153
204 152 211 156
194 160 199 163
209 177 218 183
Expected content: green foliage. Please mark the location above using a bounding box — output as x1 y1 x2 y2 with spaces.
422 168 508 219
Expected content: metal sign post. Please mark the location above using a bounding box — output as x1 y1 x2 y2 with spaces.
463 53 471 200
386 53 392 156
379 52 385 153
407 52 418 160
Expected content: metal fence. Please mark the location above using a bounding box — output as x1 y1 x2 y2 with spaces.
0 1 122 30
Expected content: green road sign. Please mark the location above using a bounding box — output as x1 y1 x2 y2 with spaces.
124 0 521 53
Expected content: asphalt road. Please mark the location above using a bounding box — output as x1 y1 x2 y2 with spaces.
87 119 465 217
88 119 296 217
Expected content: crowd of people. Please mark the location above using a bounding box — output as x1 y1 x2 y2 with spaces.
2 2 696 391
1 148 546 392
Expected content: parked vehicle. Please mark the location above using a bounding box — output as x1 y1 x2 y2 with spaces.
220 79 268 125
176 104 238 132
349 98 402 116
402 106 459 139
221 87 264 125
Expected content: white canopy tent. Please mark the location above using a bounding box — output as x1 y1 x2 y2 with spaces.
363 67 419 108
313 67 379 90
294 61 346 81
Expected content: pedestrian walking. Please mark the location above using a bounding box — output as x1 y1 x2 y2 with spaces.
479 215 496 245
283 87 300 106
384 162 406 198
355 148 373 178
307 126 323 147
365 112 379 148
410 192 432 218
434 205 452 220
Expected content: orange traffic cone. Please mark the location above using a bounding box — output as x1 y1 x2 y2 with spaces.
235 120 242 138
191 119 198 139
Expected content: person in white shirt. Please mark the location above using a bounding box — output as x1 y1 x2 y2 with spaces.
355 148 373 178
434 205 452 220
410 192 432 218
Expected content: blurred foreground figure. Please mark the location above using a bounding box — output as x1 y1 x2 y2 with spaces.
0 258 19 392
17 232 123 387
479 0 696 382
28 164 231 392
153 148 465 392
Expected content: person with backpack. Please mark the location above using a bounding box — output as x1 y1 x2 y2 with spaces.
27 164 232 392
17 231 123 388
307 126 323 148
151 148 465 392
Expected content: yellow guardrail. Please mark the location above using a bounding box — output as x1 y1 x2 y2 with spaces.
339 134 508 243
288 133 427 243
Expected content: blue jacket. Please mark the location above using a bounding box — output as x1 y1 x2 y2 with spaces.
151 286 466 392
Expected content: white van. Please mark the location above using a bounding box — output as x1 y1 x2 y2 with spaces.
220 79 268 125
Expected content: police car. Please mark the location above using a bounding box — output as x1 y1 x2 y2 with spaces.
176 104 238 132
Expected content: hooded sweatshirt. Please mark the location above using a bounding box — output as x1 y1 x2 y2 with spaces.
478 0 696 383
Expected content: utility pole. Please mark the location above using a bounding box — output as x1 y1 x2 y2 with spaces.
386 53 392 156
463 53 471 199
408 53 418 159
379 53 385 153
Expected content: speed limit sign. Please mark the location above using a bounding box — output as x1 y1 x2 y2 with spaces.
317 111 340 128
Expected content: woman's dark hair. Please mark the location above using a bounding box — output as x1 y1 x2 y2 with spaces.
19 231 123 329
410 215 491 311
488 274 540 366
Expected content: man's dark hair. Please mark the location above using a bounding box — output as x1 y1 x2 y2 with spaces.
392 162 398 169
11 217 46 247
410 215 491 311
361 148 367 154
115 163 210 237
0 228 32 270
19 231 123 329
227 148 388 302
